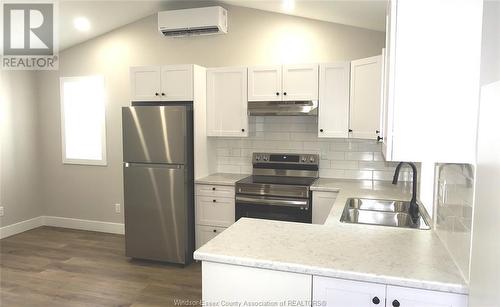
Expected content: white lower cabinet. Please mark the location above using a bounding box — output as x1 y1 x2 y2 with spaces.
196 196 234 227
313 276 386 307
195 184 235 249
202 262 312 305
313 276 467 307
386 285 467 307
195 225 226 249
312 191 338 224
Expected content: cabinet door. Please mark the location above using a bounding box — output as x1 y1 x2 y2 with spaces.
130 66 161 101
196 225 226 249
386 285 468 307
313 276 386 307
207 67 248 137
318 63 350 138
248 65 282 101
349 55 383 139
160 65 193 101
282 64 319 101
387 1 482 163
203 262 312 305
196 196 235 227
312 191 338 224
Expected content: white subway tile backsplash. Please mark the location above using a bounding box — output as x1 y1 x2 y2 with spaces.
435 163 475 282
346 152 374 161
319 169 345 179
330 161 359 170
213 117 412 181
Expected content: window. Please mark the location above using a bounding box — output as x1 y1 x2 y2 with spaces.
60 76 107 165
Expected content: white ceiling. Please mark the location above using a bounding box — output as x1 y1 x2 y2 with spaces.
59 0 387 51
223 0 387 31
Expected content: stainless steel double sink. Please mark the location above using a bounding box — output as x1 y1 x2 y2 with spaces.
340 198 431 230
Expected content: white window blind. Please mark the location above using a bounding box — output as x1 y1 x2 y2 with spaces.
60 76 107 165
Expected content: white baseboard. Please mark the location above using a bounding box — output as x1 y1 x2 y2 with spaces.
44 216 125 235
0 216 45 239
0 216 124 239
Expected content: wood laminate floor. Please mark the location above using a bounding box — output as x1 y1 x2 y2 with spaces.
0 226 202 307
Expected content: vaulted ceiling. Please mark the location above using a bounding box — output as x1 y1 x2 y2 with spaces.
59 0 386 51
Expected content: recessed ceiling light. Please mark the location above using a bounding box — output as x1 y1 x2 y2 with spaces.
282 0 295 12
74 17 90 32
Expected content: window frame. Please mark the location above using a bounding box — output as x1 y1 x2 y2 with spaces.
59 75 107 166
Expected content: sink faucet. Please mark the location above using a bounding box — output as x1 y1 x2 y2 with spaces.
392 162 419 222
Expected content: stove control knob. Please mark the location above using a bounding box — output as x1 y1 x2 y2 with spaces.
301 157 306 162
309 156 315 163
263 156 269 161
255 155 261 161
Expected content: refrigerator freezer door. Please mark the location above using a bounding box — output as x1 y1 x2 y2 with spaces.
122 106 186 164
124 163 187 263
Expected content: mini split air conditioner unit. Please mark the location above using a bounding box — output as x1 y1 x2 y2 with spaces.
158 6 228 37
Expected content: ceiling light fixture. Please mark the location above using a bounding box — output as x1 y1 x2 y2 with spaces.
282 0 295 12
73 17 91 32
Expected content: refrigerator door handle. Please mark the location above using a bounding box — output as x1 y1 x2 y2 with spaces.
124 162 184 169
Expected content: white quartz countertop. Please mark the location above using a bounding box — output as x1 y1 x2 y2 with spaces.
195 173 249 186
194 179 468 295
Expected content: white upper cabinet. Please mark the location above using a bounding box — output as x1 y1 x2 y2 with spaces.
318 62 350 138
282 64 319 101
382 0 483 163
248 64 319 101
248 65 282 101
130 65 193 101
130 66 162 101
206 67 248 137
160 65 193 101
349 55 383 140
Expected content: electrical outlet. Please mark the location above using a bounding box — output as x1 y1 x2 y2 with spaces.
114 204 121 214
0 206 4 217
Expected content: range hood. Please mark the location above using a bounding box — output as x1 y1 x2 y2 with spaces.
247 101 318 116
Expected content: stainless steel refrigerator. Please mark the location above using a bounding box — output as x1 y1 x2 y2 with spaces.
122 104 194 264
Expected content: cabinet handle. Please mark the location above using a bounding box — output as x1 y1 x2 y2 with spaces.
372 297 380 305
283 92 287 96
376 130 380 134
212 199 216 203
213 229 217 233
212 187 216 191
241 128 245 132
392 300 400 307
276 92 280 96
161 93 165 96
155 92 159 96
320 129 324 133
377 136 383 142
348 129 353 132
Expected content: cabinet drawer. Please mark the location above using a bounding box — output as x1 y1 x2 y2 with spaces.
196 196 235 227
196 225 226 249
196 184 235 198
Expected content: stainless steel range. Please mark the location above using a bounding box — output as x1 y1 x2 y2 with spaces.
235 153 319 223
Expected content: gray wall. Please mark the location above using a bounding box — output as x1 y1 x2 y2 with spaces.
36 5 385 224
0 71 43 226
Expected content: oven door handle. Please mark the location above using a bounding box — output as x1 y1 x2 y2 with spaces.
235 196 309 209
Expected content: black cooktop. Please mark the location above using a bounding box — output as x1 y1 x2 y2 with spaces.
236 175 318 186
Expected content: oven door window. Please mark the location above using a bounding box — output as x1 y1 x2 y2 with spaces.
236 201 312 223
